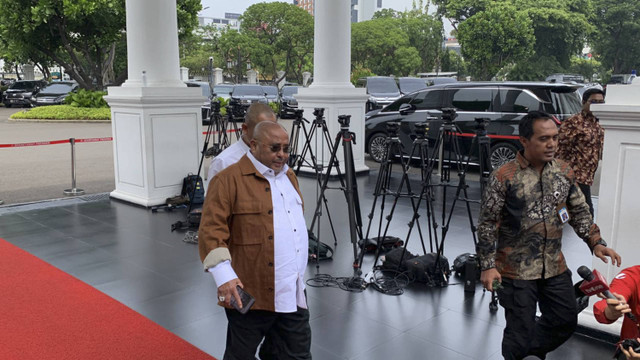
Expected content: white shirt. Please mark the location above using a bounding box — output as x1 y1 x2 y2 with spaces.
207 139 250 181
208 152 309 312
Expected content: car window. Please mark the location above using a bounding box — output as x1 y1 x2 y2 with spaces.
263 86 278 96
450 88 492 111
499 89 541 113
40 83 75 94
281 86 298 96
214 85 233 95
529 87 581 115
410 89 443 110
9 82 36 90
232 85 264 96
367 77 399 94
382 94 415 112
399 78 427 94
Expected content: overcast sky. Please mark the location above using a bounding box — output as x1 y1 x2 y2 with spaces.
200 0 454 35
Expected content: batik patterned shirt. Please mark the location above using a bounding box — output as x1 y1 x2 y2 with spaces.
556 111 604 186
477 152 603 280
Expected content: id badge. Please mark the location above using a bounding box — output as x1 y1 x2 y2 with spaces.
557 203 570 224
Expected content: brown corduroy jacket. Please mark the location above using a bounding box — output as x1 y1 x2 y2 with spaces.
198 154 303 312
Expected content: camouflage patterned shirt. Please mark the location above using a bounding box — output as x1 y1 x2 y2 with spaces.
556 110 604 186
477 151 603 280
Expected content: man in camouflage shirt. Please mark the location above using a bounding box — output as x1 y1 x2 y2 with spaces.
477 111 621 360
556 88 605 216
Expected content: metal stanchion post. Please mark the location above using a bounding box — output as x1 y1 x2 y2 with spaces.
63 138 85 196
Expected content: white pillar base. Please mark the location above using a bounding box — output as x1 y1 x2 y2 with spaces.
295 86 369 175
104 86 205 207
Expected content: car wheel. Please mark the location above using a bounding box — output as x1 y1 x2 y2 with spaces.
489 142 518 169
367 133 389 163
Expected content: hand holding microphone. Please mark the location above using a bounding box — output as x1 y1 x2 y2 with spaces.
577 266 638 323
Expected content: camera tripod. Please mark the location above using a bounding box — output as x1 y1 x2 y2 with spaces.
287 108 344 251
358 122 434 272
308 114 364 277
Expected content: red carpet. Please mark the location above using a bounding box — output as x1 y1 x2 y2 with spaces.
0 238 216 360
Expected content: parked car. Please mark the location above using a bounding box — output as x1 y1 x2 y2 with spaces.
607 74 637 85
30 81 78 106
263 85 279 104
546 73 585 84
426 77 457 86
398 77 428 95
2 80 47 108
364 76 401 112
365 82 582 168
186 81 213 124
279 85 299 119
229 84 267 105
213 83 234 101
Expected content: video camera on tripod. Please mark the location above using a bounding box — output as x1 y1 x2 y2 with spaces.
227 99 249 121
441 107 458 124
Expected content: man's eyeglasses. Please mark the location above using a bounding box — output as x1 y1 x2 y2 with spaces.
263 143 291 154
588 99 605 104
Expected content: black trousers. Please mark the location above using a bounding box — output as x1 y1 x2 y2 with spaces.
223 307 311 360
497 270 578 360
578 183 594 218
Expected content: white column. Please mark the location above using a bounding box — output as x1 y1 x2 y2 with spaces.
295 0 368 174
213 68 223 85
122 0 184 88
22 64 35 80
180 67 189 81
104 0 204 207
247 69 257 84
577 81 640 335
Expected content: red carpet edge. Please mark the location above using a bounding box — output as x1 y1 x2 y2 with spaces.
0 238 216 360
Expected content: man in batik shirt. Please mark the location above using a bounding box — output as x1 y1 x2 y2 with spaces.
477 111 621 360
556 88 605 217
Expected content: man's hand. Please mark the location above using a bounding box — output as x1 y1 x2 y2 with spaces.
481 268 502 292
218 278 244 308
594 245 622 267
621 338 640 360
601 292 631 321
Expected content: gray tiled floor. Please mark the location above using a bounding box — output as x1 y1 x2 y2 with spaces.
0 167 615 359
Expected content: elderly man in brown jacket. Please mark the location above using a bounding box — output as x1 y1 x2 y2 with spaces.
198 121 311 360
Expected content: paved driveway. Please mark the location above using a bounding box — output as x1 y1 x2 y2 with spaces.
0 107 115 205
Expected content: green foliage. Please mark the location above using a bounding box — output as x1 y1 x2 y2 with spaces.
351 66 376 86
440 50 467 77
569 57 603 82
352 3 443 77
240 2 314 85
9 105 111 120
0 0 201 89
501 57 563 81
457 3 535 80
269 102 279 115
217 97 229 116
64 89 109 108
590 0 640 73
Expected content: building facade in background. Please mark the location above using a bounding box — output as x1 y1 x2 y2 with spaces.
198 12 242 33
294 0 381 22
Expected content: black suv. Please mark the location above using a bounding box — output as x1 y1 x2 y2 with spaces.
3 80 47 107
365 82 582 168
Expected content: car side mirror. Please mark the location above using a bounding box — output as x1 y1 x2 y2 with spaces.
399 103 416 115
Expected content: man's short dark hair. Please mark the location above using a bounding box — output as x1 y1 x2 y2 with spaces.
582 88 605 104
519 111 553 140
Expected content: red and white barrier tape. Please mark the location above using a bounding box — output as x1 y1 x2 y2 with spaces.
0 137 113 148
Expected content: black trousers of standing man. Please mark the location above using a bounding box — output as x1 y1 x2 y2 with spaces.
223 307 311 360
497 270 578 360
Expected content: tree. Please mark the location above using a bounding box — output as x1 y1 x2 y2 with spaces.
0 0 201 89
440 49 467 77
457 3 534 80
240 2 314 85
591 0 640 73
352 18 421 76
400 1 444 74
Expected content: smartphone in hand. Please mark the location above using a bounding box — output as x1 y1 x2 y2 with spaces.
230 285 255 314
